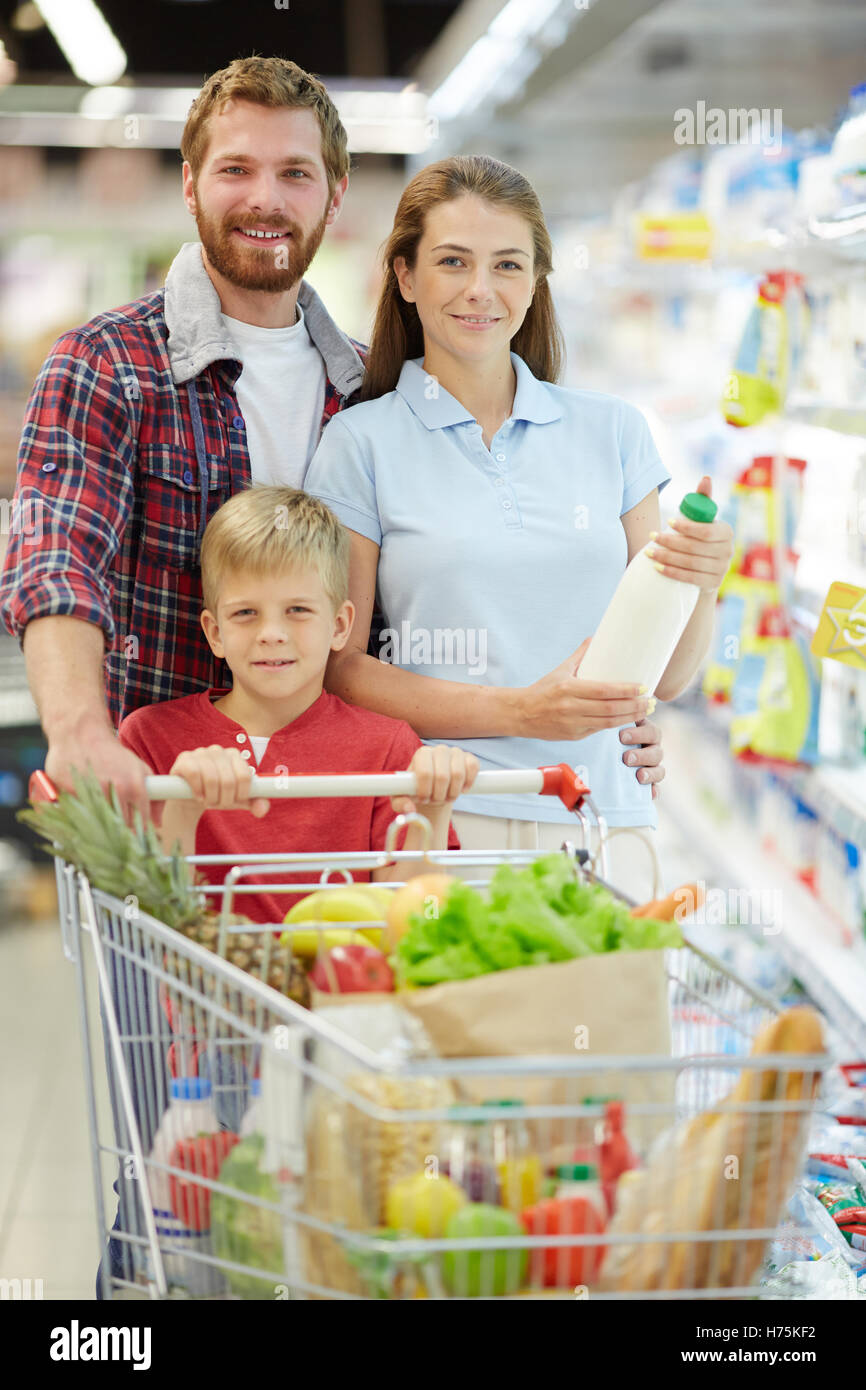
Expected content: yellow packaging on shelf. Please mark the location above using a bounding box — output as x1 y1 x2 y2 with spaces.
702 569 780 703
811 581 866 670
730 607 821 764
634 212 713 261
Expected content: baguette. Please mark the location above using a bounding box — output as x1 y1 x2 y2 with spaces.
599 1006 824 1293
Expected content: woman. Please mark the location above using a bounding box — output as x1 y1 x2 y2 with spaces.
303 156 733 899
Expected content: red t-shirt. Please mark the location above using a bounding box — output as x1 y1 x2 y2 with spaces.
118 687 460 925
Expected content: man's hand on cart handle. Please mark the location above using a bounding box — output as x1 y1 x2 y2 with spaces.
45 727 153 832
515 637 653 742
620 718 666 801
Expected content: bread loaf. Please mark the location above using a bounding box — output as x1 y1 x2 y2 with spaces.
600 1006 824 1293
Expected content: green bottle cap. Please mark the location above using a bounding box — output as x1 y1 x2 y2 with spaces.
679 491 718 524
556 1163 599 1181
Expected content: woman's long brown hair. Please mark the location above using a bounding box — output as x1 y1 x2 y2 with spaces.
361 155 565 400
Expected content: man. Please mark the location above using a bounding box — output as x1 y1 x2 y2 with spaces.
0 54 665 822
0 55 365 828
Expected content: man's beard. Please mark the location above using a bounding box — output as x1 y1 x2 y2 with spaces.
195 199 329 293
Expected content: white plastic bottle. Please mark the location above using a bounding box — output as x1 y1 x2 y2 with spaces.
145 1076 225 1296
578 491 718 696
240 1078 263 1138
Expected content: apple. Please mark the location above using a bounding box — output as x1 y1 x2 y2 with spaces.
441 1203 528 1297
309 943 395 994
385 873 455 948
385 1172 466 1238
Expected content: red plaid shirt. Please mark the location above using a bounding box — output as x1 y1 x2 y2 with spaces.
0 242 366 729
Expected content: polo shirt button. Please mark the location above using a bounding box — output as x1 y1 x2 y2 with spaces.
501 499 512 510
41 462 56 473
240 749 252 759
494 478 504 486
183 469 194 485
496 453 506 462
232 415 245 430
236 733 246 744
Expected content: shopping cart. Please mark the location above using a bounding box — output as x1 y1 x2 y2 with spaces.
31 764 828 1301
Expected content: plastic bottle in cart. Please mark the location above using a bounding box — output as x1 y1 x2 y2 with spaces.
553 1163 607 1229
577 491 719 698
438 1106 501 1205
145 1076 225 1295
481 1099 543 1215
598 1101 638 1217
240 1078 262 1138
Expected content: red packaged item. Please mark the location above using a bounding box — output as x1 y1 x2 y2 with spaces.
598 1101 638 1216
168 1132 240 1231
520 1196 606 1287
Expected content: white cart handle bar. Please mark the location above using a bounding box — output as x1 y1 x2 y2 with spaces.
29 762 593 813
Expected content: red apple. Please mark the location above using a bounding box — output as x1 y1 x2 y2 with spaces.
310 943 395 994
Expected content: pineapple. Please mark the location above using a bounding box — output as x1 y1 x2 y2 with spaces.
18 766 310 1009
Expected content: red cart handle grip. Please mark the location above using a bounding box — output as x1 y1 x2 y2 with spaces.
538 763 591 812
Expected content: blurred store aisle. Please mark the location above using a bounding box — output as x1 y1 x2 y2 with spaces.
0 914 99 1300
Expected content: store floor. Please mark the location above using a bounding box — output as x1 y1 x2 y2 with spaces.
0 913 102 1300
0 792 701 1302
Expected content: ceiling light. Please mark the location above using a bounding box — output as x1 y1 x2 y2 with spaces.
429 0 574 123
11 1 45 31
34 0 127 87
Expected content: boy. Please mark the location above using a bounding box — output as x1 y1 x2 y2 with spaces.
117 485 477 923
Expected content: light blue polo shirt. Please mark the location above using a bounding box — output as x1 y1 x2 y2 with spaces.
303 352 670 825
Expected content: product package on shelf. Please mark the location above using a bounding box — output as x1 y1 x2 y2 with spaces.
704 455 806 704
723 272 810 427
730 605 822 766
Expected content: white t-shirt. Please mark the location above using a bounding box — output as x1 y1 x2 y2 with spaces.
221 302 327 488
248 734 270 765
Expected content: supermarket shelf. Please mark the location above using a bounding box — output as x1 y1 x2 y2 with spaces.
784 398 866 438
660 706 866 1058
699 695 866 842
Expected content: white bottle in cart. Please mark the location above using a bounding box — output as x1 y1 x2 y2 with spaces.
577 491 719 696
145 1076 225 1296
240 1078 263 1138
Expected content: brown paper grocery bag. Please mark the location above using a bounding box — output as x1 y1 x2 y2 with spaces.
399 951 674 1160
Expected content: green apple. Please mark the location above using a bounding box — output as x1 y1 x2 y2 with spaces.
441 1203 528 1298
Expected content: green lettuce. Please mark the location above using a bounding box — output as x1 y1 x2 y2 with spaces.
394 853 683 987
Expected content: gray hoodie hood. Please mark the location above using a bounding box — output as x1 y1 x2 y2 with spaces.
164 241 365 398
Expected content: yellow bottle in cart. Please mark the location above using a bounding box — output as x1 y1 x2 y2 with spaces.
481 1099 543 1215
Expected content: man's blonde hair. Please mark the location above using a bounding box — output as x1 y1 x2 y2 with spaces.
200 486 349 617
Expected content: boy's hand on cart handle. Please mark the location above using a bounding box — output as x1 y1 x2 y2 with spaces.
390 745 480 816
620 718 666 799
516 639 651 740
45 728 153 831
168 746 270 817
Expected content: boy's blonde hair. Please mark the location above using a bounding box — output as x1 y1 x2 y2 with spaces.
200 486 349 617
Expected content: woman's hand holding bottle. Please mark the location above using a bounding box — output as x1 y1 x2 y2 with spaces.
513 638 654 741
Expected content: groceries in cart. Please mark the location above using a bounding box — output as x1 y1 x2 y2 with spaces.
25 758 837 1299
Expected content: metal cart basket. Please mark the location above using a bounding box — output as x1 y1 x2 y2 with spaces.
34 765 828 1301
